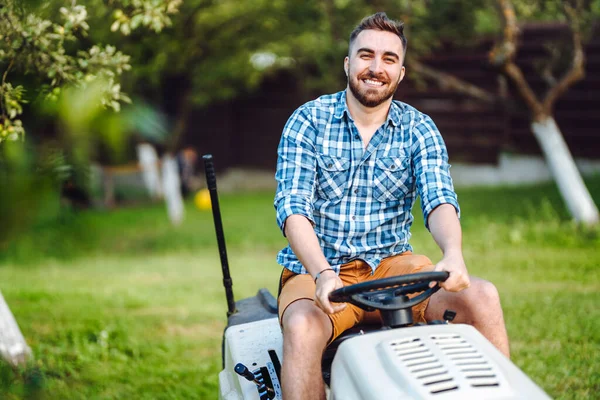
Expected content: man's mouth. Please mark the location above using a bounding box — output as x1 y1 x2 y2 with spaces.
362 78 386 87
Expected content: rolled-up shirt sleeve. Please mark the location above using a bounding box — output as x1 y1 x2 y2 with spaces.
274 107 317 236
411 114 460 230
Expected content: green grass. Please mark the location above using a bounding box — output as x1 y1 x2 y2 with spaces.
1 177 599 399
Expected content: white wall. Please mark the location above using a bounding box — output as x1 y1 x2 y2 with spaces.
451 153 600 188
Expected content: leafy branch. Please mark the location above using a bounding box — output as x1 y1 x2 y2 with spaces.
0 0 179 144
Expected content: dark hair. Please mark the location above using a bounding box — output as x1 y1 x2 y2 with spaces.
349 12 407 56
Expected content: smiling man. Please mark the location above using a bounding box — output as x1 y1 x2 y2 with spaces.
346 30 405 108
274 12 510 400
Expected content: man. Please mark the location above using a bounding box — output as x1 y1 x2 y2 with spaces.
274 12 510 400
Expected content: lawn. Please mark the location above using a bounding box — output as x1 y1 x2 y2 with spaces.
0 177 599 399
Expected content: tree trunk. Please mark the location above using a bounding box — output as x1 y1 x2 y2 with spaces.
137 143 163 200
0 290 32 367
532 117 599 225
162 154 184 226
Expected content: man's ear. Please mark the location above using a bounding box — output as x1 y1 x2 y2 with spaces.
344 56 349 76
398 65 406 83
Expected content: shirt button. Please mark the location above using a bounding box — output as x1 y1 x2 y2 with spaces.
327 163 333 168
355 134 360 139
352 215 356 220
354 189 358 194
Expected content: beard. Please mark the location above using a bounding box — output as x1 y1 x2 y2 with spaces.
348 71 399 108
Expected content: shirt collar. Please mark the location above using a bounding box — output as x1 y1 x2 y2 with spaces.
333 90 349 120
334 90 403 127
387 100 403 127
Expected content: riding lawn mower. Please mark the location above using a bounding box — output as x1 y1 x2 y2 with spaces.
203 155 551 400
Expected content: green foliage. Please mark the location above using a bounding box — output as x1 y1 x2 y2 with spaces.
3 0 598 144
402 0 494 52
141 0 597 105
511 0 592 21
2 0 600 144
0 142 57 253
0 0 180 143
124 0 492 103
110 0 182 35
0 81 138 251
0 83 26 141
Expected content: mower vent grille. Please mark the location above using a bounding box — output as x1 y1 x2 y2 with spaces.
430 333 500 389
389 333 501 395
389 337 458 395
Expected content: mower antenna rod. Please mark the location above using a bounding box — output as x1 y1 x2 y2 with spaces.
203 154 236 317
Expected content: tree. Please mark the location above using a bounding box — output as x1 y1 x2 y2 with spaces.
406 0 599 225
355 0 600 225
489 0 598 225
0 291 31 367
0 0 181 143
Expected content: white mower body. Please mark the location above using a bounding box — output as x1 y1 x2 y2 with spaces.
218 313 551 400
219 317 283 400
330 323 550 400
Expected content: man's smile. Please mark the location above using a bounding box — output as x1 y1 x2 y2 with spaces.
363 78 385 87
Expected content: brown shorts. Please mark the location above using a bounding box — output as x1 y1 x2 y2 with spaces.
278 252 435 343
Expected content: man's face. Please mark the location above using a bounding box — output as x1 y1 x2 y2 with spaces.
345 29 406 108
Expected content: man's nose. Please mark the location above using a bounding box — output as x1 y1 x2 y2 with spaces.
369 58 382 73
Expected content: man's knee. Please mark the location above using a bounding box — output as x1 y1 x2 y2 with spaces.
282 301 331 344
461 279 502 317
472 279 500 305
426 277 502 321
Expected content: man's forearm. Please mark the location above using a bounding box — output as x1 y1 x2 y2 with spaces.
428 204 462 256
284 214 331 278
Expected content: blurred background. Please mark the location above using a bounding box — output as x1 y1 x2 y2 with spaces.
0 0 599 399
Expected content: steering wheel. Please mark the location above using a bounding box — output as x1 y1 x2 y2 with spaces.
328 271 449 312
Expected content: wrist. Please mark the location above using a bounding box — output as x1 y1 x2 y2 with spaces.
314 268 335 283
443 248 463 258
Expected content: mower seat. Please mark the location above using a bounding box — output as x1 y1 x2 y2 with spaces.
321 323 382 385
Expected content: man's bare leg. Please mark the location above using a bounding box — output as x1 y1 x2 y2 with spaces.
281 299 332 400
425 276 510 358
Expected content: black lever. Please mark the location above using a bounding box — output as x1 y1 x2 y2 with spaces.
235 363 256 381
235 363 275 398
443 309 457 323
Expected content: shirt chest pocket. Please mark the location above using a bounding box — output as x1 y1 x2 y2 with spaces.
372 157 412 202
316 154 351 201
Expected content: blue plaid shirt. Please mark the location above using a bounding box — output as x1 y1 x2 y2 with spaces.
274 90 460 274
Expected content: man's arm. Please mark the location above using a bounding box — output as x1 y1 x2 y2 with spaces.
284 214 346 314
274 106 346 314
410 114 467 292
427 204 470 291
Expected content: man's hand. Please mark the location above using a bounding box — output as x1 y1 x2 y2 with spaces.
431 253 470 292
314 270 347 314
